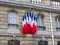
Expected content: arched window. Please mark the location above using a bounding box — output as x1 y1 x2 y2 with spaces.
55 16 60 31
37 13 46 30
8 11 18 29
38 40 48 45
8 40 20 45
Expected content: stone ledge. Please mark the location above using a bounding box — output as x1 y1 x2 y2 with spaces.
0 0 60 12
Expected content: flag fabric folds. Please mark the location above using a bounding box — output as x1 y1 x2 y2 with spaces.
22 11 37 35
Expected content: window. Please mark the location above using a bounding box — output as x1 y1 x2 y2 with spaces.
37 16 44 26
55 17 60 31
8 12 18 29
51 0 60 2
57 41 60 45
37 14 46 30
38 40 48 45
8 40 20 45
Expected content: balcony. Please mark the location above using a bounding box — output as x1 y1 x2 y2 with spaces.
51 1 60 8
0 0 60 11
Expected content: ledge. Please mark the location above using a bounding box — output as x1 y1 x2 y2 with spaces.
0 0 60 12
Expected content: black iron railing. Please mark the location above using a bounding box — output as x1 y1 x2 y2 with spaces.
37 26 46 30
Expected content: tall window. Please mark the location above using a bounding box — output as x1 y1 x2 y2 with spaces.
57 41 60 45
37 14 46 30
38 40 48 45
55 17 60 31
8 12 18 29
8 40 20 45
37 16 44 26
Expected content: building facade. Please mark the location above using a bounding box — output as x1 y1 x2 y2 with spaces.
0 0 60 45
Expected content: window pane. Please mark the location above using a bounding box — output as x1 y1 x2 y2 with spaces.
8 12 18 24
41 16 44 26
37 16 44 26
8 40 20 45
55 17 60 31
55 18 58 27
59 19 60 27
8 24 18 29
8 12 18 29
55 18 60 27
38 41 48 45
57 41 60 45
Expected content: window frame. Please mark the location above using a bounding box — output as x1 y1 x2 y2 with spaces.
38 40 48 45
8 11 18 29
37 13 46 30
55 16 60 31
8 40 20 45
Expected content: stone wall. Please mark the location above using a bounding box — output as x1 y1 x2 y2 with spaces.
0 5 59 45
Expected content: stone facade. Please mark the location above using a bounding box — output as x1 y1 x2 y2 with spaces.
0 0 60 45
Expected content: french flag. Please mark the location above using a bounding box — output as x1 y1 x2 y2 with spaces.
22 15 27 34
22 12 31 34
22 11 37 35
30 11 37 35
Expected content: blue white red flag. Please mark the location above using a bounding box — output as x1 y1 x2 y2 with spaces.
22 11 37 35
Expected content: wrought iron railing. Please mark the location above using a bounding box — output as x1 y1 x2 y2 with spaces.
37 26 46 30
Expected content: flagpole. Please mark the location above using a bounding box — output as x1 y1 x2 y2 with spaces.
50 11 54 45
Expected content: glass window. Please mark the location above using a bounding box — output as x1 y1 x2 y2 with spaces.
55 18 60 27
8 12 18 29
8 40 20 45
37 15 46 30
37 16 44 26
38 40 48 45
55 17 60 31
57 41 60 45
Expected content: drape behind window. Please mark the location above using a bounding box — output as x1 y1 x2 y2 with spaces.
8 12 18 29
8 12 18 24
37 16 44 26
